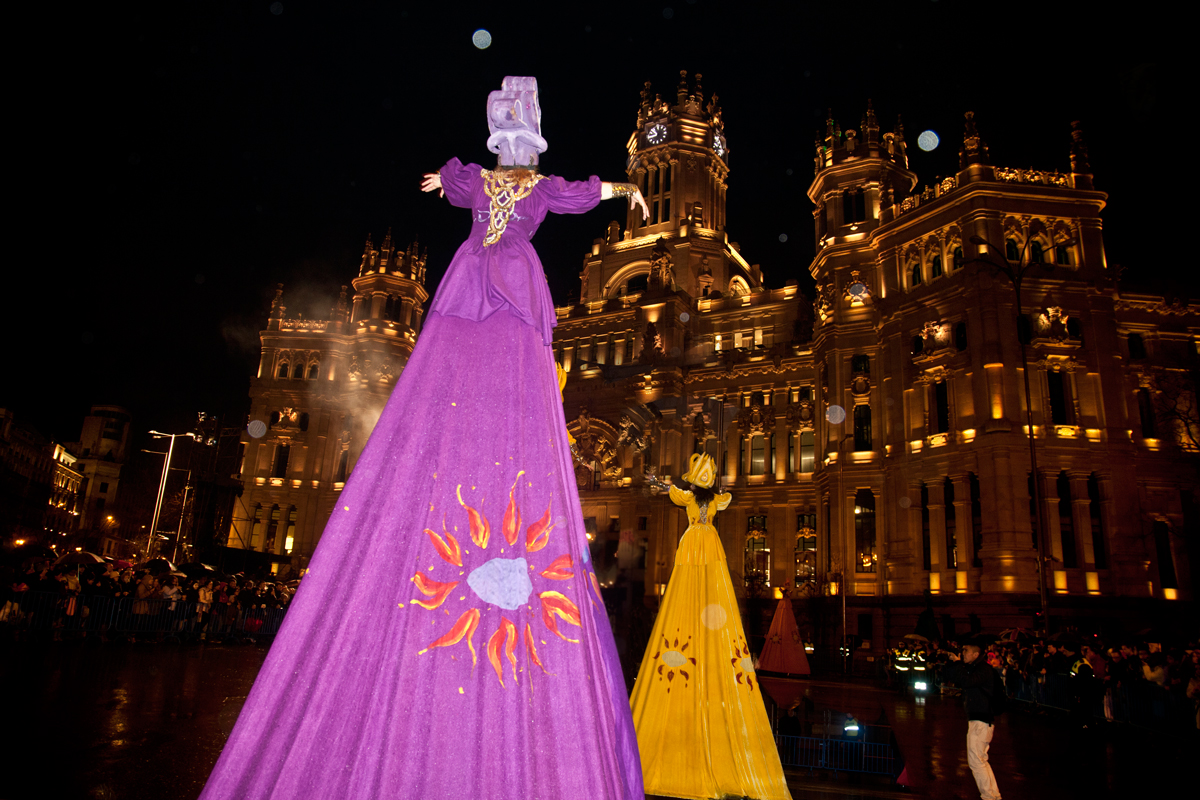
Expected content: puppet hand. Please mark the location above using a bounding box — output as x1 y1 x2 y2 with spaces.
421 172 444 198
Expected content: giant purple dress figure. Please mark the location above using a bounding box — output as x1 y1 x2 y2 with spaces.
199 77 646 800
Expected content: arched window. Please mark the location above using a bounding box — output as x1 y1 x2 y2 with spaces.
854 490 876 573
912 335 924 355
1087 474 1107 569
384 295 395 320
1127 333 1147 360
851 354 871 374
911 262 923 286
953 246 964 269
307 363 320 380
955 322 968 351
277 362 289 379
1057 472 1077 568
1029 240 1045 263
1005 238 1020 261
930 254 943 278
1055 245 1071 265
1137 388 1156 439
299 413 309 432
626 274 648 295
1153 520 1178 590
292 362 304 379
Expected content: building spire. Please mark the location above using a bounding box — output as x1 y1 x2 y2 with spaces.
958 111 990 168
864 99 879 145
1069 120 1091 174
270 284 286 320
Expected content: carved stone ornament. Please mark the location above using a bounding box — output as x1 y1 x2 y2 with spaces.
737 391 775 435
850 376 871 397
786 399 815 431
842 270 871 306
816 283 835 324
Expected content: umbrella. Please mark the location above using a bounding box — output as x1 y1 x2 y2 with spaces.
178 562 218 577
141 557 176 575
998 628 1032 642
105 558 133 569
903 633 929 642
53 551 105 567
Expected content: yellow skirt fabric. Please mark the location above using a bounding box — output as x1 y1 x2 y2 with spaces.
630 522 791 800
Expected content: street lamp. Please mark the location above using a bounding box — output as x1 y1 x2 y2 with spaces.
968 233 1075 633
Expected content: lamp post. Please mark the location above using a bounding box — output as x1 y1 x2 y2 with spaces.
968 234 1074 633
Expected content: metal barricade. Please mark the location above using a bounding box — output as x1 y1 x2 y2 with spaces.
774 733 898 776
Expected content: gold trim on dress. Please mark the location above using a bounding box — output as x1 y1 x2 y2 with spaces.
481 168 545 247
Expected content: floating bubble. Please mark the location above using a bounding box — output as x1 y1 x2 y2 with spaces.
194 273 205 285
898 496 912 509
886 397 894 407
826 405 846 424
669 347 681 358
270 2 283 15
786 168 794 176
779 233 788 243
663 7 674 18
472 29 492 49
679 312 690 322
701 604 727 630
247 420 268 439
917 130 939 152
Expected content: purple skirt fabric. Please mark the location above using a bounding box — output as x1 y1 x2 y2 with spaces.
199 310 642 800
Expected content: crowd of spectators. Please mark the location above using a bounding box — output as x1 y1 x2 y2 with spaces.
887 632 1200 730
0 559 299 643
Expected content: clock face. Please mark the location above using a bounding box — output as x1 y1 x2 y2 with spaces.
848 281 868 299
712 133 726 157
647 123 667 145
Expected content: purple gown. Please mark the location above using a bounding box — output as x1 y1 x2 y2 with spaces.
199 159 643 800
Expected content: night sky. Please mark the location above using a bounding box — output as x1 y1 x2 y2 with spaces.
8 1 1182 447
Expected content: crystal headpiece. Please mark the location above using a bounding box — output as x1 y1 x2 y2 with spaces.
486 76 548 168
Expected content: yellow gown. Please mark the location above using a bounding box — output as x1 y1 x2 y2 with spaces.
630 486 792 800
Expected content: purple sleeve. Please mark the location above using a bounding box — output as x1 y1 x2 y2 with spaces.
439 158 482 209
540 174 602 215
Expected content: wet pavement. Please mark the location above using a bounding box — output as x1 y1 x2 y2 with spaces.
1 642 1191 800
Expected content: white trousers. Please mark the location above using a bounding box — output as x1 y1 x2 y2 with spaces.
966 720 1001 800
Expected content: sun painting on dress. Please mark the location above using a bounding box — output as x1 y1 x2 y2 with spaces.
412 471 596 688
730 633 756 691
649 632 696 692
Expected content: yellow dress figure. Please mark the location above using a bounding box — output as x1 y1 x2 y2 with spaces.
631 454 791 800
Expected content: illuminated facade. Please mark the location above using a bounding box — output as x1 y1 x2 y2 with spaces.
229 233 428 570
555 74 1198 640
67 404 131 534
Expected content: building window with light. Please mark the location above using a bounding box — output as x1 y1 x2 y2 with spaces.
1047 371 1073 425
334 447 349 483
1087 474 1107 569
795 513 817 586
745 515 770 588
853 405 872 451
271 444 290 479
921 484 932 571
1152 520 1178 590
970 473 983 568
1005 238 1020 260
854 490 876 573
800 431 815 473
1137 388 1156 439
1057 472 1077 569
248 503 263 549
944 478 957 570
930 254 943 278
284 507 297 555
932 381 950 434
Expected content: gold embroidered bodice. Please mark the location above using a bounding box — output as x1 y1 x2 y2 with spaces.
481 169 545 247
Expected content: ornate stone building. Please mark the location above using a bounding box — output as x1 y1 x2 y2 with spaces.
555 73 1198 644
228 233 428 572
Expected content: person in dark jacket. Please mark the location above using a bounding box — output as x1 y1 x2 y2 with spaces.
945 643 1001 800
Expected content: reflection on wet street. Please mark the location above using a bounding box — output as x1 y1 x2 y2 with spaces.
2 642 266 800
1 644 1190 800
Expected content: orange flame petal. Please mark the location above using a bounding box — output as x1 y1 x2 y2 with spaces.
487 625 507 687
426 608 480 658
502 472 524 546
424 526 462 567
539 553 574 581
502 617 519 683
525 502 554 553
589 572 604 603
524 622 548 674
464 609 480 668
411 573 459 610
539 591 581 642
457 485 490 549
